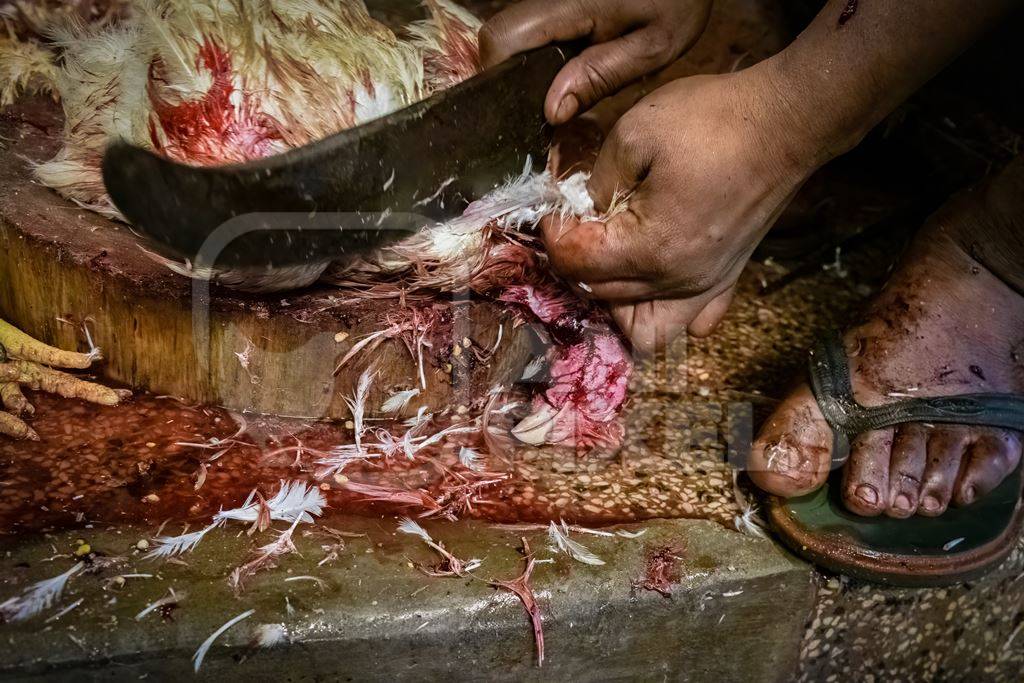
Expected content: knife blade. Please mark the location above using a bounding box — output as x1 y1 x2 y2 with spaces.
101 44 576 271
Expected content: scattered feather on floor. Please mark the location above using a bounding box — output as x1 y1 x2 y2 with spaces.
145 522 222 560
732 470 769 539
381 388 419 413
216 480 326 525
0 562 83 622
135 590 184 621
565 525 647 539
192 609 255 673
397 517 433 543
148 481 325 560
229 518 302 594
943 537 966 552
397 517 481 576
404 407 432 428
252 623 288 648
344 366 376 454
457 446 483 471
614 529 648 539
44 597 83 623
547 521 604 566
315 443 380 478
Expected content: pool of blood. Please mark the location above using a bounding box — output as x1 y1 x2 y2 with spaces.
0 390 678 537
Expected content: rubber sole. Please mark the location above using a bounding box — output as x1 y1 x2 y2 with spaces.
767 464 1023 587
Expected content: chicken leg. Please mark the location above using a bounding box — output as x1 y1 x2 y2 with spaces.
0 319 130 440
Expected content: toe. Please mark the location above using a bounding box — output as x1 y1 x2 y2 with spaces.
918 427 970 516
841 429 894 516
953 429 1023 506
886 423 928 518
749 385 835 497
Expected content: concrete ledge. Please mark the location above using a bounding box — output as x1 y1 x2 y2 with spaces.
0 517 813 681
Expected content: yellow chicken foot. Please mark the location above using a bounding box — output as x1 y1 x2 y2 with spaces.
0 318 130 440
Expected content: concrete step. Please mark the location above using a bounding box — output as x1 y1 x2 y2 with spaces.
0 517 812 681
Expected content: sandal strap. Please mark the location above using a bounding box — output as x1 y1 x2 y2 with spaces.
808 331 1024 461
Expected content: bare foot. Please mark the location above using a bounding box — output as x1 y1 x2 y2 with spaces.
748 181 1024 518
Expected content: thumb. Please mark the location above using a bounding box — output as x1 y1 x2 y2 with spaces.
586 117 650 213
545 27 674 125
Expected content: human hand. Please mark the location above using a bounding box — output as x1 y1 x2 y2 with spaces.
543 64 826 352
479 0 713 125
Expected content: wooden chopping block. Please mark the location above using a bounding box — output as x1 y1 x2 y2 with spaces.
0 99 532 420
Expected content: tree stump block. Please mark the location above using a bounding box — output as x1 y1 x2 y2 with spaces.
0 100 531 420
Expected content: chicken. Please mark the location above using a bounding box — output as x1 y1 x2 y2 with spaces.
29 0 480 217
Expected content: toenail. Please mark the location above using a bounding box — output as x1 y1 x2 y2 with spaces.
921 495 942 512
855 485 878 506
962 486 976 504
893 493 913 512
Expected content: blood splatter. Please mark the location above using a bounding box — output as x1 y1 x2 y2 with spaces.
838 0 859 26
634 544 685 598
148 39 284 165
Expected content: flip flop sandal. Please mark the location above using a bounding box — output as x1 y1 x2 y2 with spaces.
767 331 1024 587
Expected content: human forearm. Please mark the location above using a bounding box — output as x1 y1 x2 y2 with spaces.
766 0 1017 165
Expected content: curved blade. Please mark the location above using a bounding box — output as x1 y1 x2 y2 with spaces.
102 45 575 270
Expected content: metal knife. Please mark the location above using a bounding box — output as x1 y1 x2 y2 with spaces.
101 45 576 271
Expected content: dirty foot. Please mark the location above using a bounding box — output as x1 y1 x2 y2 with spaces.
749 183 1024 518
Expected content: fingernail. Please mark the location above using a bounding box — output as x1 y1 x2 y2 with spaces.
961 486 976 504
893 493 912 512
555 94 578 124
921 495 941 513
855 485 878 506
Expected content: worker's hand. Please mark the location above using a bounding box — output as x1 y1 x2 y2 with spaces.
543 66 825 352
478 0 713 125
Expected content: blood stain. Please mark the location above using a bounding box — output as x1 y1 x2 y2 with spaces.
838 0 858 26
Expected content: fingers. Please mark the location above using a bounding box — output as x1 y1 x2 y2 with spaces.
540 117 654 284
541 212 649 284
609 298 705 354
544 27 678 124
580 279 659 301
687 286 736 337
587 117 650 211
479 0 649 68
